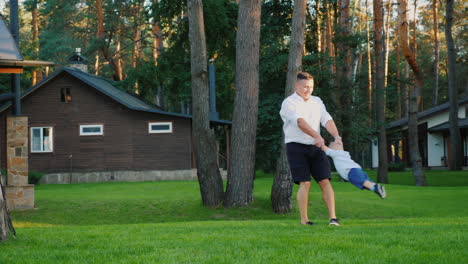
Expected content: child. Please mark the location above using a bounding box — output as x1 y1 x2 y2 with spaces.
322 141 386 199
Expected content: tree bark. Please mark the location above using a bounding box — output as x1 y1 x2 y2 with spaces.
396 37 402 119
0 174 15 241
272 0 306 214
152 0 164 64
116 7 124 81
336 0 353 147
432 0 439 106
225 0 262 207
365 0 373 115
326 3 336 75
412 0 419 108
31 1 42 86
403 59 409 117
398 0 427 186
384 0 392 88
187 0 225 207
445 0 462 170
374 0 388 183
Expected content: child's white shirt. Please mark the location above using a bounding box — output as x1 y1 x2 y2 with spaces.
325 149 361 181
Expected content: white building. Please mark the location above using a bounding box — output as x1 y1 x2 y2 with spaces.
372 97 468 168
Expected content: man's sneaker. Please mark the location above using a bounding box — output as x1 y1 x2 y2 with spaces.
329 218 340 226
374 184 386 199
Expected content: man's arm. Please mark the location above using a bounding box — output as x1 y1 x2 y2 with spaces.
297 118 325 147
325 120 342 143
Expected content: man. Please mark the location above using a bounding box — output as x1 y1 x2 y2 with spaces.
280 72 342 226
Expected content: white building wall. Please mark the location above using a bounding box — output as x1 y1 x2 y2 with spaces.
371 103 467 168
427 133 444 166
425 105 466 167
372 139 379 168
426 106 466 128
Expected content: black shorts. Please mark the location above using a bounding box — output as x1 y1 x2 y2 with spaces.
286 142 331 184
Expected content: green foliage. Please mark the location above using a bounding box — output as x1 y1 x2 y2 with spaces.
28 171 44 185
38 0 86 65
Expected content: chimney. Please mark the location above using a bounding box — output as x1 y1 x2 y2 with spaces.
209 59 219 120
69 48 89 72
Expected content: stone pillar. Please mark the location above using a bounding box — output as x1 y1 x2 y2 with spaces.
5 116 34 210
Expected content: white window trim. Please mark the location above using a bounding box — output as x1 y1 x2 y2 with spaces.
148 122 173 134
30 127 53 153
80 124 104 136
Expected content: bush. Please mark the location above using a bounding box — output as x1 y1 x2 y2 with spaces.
388 162 407 172
29 171 45 185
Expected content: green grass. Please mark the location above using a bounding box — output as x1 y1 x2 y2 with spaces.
1 173 468 263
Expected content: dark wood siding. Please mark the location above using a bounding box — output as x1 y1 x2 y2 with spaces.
0 71 192 173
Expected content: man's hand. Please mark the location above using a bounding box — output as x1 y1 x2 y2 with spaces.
333 136 343 147
314 136 325 148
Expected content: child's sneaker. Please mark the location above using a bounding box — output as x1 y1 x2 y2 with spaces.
374 184 386 199
329 218 340 226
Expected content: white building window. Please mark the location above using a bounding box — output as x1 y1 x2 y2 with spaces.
149 122 172 134
80 124 104 136
31 127 53 153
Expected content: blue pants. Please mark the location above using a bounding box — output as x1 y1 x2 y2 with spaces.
347 168 374 190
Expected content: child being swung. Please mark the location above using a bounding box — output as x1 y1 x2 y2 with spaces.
322 142 386 199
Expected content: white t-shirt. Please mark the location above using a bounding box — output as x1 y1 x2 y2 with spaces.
325 149 361 180
279 92 333 145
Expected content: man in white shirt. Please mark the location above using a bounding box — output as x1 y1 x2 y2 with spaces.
280 72 341 226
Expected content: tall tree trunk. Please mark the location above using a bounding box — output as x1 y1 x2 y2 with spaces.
326 3 336 75
152 0 164 108
412 0 420 109
398 0 427 186
31 1 42 85
116 11 124 81
187 0 225 207
316 0 321 52
272 0 306 214
0 174 15 241
384 0 392 88
374 0 388 183
152 0 164 64
403 59 409 116
445 0 462 170
336 0 353 145
365 0 373 115
432 0 439 106
396 38 402 119
225 0 262 208
132 1 143 93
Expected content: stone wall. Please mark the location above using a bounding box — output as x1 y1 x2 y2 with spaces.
39 169 228 184
6 116 28 186
5 116 34 210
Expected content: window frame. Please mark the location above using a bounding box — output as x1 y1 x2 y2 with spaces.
148 122 173 134
79 124 104 136
60 87 72 102
30 126 54 153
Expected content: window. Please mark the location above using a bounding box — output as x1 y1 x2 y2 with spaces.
61 87 72 102
148 122 172 134
31 127 53 153
80 124 104 136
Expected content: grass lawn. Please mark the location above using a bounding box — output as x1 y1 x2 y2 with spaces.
1 172 468 263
